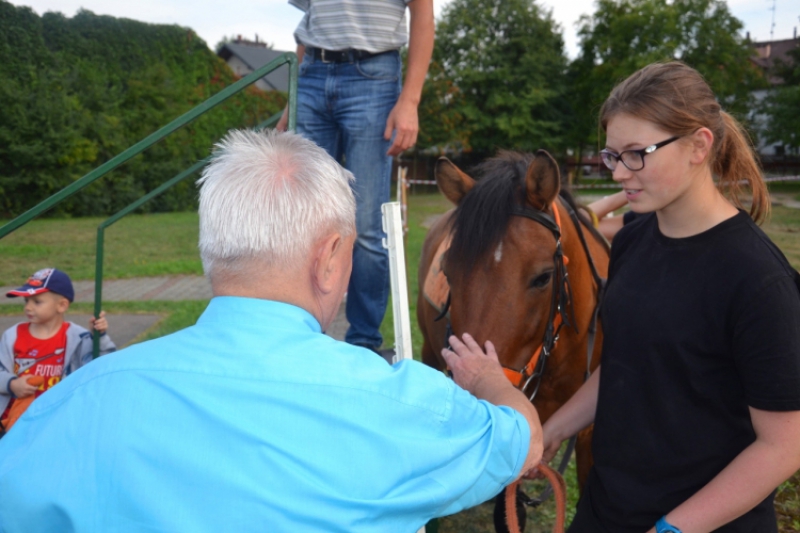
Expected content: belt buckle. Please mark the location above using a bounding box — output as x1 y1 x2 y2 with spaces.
320 49 332 63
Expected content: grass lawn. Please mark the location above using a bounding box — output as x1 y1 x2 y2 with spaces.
3 183 800 531
0 212 203 286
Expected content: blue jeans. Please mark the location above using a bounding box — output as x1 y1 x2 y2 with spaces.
296 50 401 349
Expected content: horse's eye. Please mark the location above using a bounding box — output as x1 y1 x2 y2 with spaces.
529 271 553 289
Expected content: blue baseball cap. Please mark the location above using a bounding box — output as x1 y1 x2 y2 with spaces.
6 268 75 302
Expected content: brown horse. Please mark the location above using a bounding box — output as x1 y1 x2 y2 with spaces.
417 150 609 529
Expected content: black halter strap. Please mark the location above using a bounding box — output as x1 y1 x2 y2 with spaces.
507 204 574 399
557 200 608 381
509 207 560 237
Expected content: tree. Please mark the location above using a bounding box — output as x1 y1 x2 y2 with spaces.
0 2 285 217
760 44 800 155
429 0 569 156
414 55 469 153
568 0 765 155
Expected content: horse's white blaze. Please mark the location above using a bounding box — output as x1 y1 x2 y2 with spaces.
494 242 503 263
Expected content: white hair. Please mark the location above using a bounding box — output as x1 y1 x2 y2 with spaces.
197 129 355 277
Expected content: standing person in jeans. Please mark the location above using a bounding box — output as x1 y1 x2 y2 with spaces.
278 0 434 354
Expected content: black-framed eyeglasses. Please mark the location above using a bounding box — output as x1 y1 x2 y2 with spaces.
599 136 681 172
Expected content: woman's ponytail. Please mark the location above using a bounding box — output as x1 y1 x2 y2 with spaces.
716 111 769 224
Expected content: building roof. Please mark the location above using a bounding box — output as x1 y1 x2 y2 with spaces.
218 42 290 91
752 38 799 85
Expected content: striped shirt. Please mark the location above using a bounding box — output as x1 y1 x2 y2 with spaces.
290 0 412 53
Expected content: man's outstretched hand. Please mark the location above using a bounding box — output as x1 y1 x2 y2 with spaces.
441 333 502 392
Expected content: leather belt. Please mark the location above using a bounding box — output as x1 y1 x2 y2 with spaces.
306 46 392 63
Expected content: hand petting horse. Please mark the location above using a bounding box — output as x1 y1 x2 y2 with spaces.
417 150 610 532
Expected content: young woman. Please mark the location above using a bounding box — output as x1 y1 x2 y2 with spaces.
541 62 800 532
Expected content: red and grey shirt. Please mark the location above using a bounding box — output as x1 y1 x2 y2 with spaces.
0 322 70 421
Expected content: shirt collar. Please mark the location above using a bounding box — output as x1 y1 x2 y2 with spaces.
197 296 322 334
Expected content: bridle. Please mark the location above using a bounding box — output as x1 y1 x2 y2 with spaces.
503 202 573 400
436 193 608 521
436 195 607 401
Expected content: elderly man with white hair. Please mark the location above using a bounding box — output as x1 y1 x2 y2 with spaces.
0 130 542 532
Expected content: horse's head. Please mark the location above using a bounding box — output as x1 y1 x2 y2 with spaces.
436 150 564 384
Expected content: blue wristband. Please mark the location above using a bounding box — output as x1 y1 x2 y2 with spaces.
656 516 682 533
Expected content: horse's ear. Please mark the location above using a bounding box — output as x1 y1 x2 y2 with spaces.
435 157 475 205
525 150 561 209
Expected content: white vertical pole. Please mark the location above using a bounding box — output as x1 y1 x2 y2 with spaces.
381 201 413 365
382 200 427 533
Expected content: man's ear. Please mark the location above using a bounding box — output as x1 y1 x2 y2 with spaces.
312 232 343 295
690 127 714 166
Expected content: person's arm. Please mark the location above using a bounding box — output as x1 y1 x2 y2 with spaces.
442 333 543 474
587 191 628 219
0 329 34 399
0 330 15 398
90 311 116 357
647 407 800 533
384 0 434 156
540 366 601 463
276 44 306 132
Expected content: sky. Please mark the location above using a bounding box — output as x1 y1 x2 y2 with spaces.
7 0 799 59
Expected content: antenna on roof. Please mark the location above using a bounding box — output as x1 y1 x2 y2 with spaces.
769 0 776 40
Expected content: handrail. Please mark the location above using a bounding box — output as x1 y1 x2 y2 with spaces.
91 111 282 357
0 52 298 240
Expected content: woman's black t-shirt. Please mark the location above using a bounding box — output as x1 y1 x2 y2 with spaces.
572 211 800 533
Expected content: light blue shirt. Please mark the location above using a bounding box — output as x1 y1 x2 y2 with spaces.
0 297 530 532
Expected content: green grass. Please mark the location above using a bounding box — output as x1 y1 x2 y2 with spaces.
762 206 800 271
0 211 203 285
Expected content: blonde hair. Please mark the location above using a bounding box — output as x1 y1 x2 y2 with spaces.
600 61 768 223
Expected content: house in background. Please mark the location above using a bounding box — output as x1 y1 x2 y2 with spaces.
218 36 290 92
749 34 799 158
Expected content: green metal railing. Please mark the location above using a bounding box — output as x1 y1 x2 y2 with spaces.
0 53 297 355
90 112 282 357
0 52 297 241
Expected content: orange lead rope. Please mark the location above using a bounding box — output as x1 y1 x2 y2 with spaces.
505 462 567 533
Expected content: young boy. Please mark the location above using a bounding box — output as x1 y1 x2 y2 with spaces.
0 268 116 433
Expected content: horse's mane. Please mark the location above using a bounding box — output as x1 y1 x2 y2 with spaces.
446 151 534 281
446 150 602 281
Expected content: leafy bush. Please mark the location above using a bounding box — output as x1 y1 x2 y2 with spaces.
0 2 285 218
